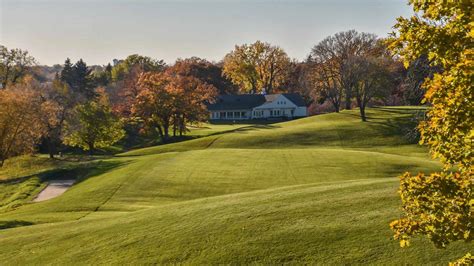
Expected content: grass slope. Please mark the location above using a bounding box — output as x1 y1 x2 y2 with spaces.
0 107 469 264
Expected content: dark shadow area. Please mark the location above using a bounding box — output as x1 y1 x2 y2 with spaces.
209 119 283 125
0 220 34 230
0 159 130 218
372 106 426 113
37 160 130 185
0 159 129 185
228 124 281 133
116 123 283 157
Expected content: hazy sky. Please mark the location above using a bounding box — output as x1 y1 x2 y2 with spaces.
0 0 412 66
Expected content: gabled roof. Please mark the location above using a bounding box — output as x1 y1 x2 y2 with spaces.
264 94 279 103
207 94 266 111
207 93 307 111
281 93 307 107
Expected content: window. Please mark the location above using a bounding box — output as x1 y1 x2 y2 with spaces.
227 112 233 118
235 112 240 118
220 112 226 119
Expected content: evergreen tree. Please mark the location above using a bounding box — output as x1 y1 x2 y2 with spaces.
60 58 75 88
105 63 112 74
73 59 95 99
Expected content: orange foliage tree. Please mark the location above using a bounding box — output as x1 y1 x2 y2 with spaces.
133 69 217 141
0 77 44 166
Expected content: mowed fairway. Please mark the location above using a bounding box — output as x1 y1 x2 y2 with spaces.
0 107 470 264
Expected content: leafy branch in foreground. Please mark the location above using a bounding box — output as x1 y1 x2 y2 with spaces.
388 0 473 264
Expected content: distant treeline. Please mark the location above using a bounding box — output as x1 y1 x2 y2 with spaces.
0 29 436 164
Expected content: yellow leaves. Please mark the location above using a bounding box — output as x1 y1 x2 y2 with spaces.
399 239 410 248
392 4 473 263
449 253 474 266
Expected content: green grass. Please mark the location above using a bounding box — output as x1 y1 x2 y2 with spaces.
0 107 470 264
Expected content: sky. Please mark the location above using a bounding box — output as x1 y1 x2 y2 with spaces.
0 0 413 66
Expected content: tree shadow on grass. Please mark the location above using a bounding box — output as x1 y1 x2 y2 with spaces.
0 220 34 230
37 160 131 185
0 159 130 185
0 160 130 212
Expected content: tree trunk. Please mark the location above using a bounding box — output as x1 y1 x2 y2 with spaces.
156 125 164 139
331 100 340 113
345 90 352 110
88 142 94 156
173 121 177 137
163 124 169 141
0 158 4 167
46 137 56 159
179 115 185 136
359 104 367 122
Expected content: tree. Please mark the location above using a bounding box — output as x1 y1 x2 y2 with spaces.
388 1 473 263
223 41 290 94
348 44 399 121
0 77 44 166
165 69 218 136
108 54 166 117
308 30 378 111
173 57 238 95
133 72 174 140
306 56 343 112
278 60 314 106
60 58 75 87
60 58 96 100
133 69 217 141
64 89 124 155
111 54 166 82
399 55 440 105
39 77 75 158
73 59 95 99
0 45 36 89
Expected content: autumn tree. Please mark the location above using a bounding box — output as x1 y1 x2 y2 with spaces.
133 69 217 141
388 1 473 263
306 56 343 112
108 55 166 116
278 60 314 106
308 30 378 111
173 57 238 95
399 55 439 105
348 44 399 121
64 89 124 155
0 78 44 166
0 45 36 89
166 69 218 136
223 41 290 94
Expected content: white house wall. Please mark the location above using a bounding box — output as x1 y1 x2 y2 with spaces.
252 95 301 118
253 95 297 110
294 106 307 117
210 110 251 120
209 94 307 120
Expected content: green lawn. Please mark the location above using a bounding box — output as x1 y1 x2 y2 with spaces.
0 107 470 264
